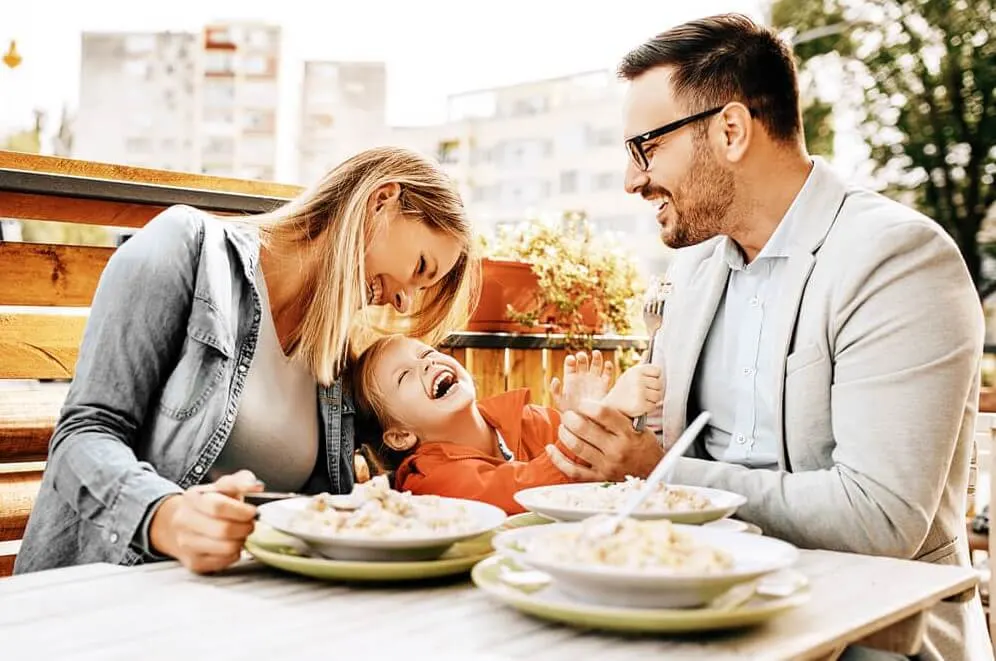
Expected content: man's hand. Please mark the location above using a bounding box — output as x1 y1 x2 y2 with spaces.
545 399 664 481
549 350 615 413
149 469 263 574
603 363 663 417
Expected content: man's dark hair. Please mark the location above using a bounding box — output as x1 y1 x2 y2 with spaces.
618 14 802 143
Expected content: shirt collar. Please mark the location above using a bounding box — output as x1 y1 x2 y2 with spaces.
721 160 817 271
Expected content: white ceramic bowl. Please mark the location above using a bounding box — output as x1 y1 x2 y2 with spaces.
258 496 507 562
492 522 799 609
513 483 747 524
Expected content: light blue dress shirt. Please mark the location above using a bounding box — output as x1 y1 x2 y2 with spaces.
693 167 816 469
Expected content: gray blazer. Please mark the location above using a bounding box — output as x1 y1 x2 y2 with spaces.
656 159 991 660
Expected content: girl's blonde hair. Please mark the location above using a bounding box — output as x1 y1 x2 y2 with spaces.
251 147 479 385
352 335 412 480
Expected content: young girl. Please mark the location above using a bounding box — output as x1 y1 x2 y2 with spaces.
352 335 663 513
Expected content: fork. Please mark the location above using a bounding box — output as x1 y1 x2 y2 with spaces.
632 279 668 432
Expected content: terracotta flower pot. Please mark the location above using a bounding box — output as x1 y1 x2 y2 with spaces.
467 258 603 334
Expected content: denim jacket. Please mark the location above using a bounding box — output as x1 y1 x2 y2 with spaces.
15 205 355 573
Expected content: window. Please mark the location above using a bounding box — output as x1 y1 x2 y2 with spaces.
204 137 235 157
243 109 275 132
124 35 155 54
510 95 548 116
243 55 271 76
124 60 150 79
448 91 496 121
593 171 619 191
242 80 279 108
205 51 235 76
203 80 236 107
557 126 586 154
125 137 152 153
560 170 578 194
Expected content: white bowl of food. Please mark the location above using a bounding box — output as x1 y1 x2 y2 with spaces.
492 517 799 609
514 478 747 524
257 476 507 562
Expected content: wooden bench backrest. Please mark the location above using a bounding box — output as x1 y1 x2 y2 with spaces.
0 151 301 575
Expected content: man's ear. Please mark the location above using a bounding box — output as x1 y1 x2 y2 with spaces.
383 427 418 452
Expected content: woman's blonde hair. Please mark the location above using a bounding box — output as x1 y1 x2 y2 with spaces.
251 147 479 385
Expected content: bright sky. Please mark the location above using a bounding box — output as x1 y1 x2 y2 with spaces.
1 0 768 177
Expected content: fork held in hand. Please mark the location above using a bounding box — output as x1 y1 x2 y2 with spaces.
633 297 666 432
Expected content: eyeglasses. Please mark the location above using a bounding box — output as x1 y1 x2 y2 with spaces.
624 106 724 171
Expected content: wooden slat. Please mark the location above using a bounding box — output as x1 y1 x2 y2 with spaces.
0 243 113 307
0 553 14 577
506 348 546 400
0 192 167 228
439 347 467 367
0 150 302 198
0 385 68 462
0 311 87 379
0 470 42 542
466 348 506 400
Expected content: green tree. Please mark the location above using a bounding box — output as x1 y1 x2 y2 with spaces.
771 0 996 296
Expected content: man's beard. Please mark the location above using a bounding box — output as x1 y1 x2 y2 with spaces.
653 141 736 249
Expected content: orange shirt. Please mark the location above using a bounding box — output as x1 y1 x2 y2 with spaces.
394 389 575 514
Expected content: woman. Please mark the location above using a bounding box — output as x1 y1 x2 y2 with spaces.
15 147 478 575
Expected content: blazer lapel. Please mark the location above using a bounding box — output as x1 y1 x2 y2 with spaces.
770 158 849 469
662 242 730 446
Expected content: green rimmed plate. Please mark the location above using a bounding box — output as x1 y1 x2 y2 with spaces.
245 512 552 582
471 555 809 633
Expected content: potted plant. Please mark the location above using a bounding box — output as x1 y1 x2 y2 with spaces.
469 212 643 347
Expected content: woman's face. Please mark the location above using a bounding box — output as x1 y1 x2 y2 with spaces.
364 184 462 313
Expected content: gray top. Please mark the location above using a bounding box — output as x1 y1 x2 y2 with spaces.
209 266 319 492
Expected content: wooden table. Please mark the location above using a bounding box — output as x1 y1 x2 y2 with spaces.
0 549 978 661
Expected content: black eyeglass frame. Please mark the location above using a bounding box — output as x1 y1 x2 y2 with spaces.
625 105 755 170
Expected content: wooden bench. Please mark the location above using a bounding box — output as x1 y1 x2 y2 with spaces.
0 150 644 575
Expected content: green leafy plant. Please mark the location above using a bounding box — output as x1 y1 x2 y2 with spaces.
478 212 643 348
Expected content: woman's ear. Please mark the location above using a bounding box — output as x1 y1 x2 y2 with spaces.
371 182 401 215
383 427 418 452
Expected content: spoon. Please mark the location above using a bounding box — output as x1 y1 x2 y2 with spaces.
583 411 711 540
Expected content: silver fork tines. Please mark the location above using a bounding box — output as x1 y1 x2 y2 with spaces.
632 286 667 432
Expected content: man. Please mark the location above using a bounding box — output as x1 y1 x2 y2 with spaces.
547 14 990 660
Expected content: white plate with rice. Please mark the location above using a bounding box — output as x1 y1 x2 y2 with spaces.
258 476 506 562
493 517 798 609
514 478 747 524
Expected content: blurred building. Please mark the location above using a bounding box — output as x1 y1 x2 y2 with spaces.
297 61 387 186
200 21 282 180
75 31 200 171
390 70 669 275
75 23 281 180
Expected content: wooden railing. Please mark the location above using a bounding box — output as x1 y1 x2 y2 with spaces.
0 150 646 576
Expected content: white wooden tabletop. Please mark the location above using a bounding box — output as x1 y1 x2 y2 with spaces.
0 549 978 661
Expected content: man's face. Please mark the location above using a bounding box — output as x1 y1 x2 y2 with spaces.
622 67 735 249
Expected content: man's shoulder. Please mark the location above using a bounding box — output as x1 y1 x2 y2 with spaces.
833 187 953 248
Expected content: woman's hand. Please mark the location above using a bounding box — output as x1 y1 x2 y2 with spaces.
149 470 263 574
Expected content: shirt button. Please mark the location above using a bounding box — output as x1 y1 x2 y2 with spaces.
238 364 248 373
750 297 760 307
742 367 755 376
109 532 119 544
193 465 204 474
735 433 746 445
